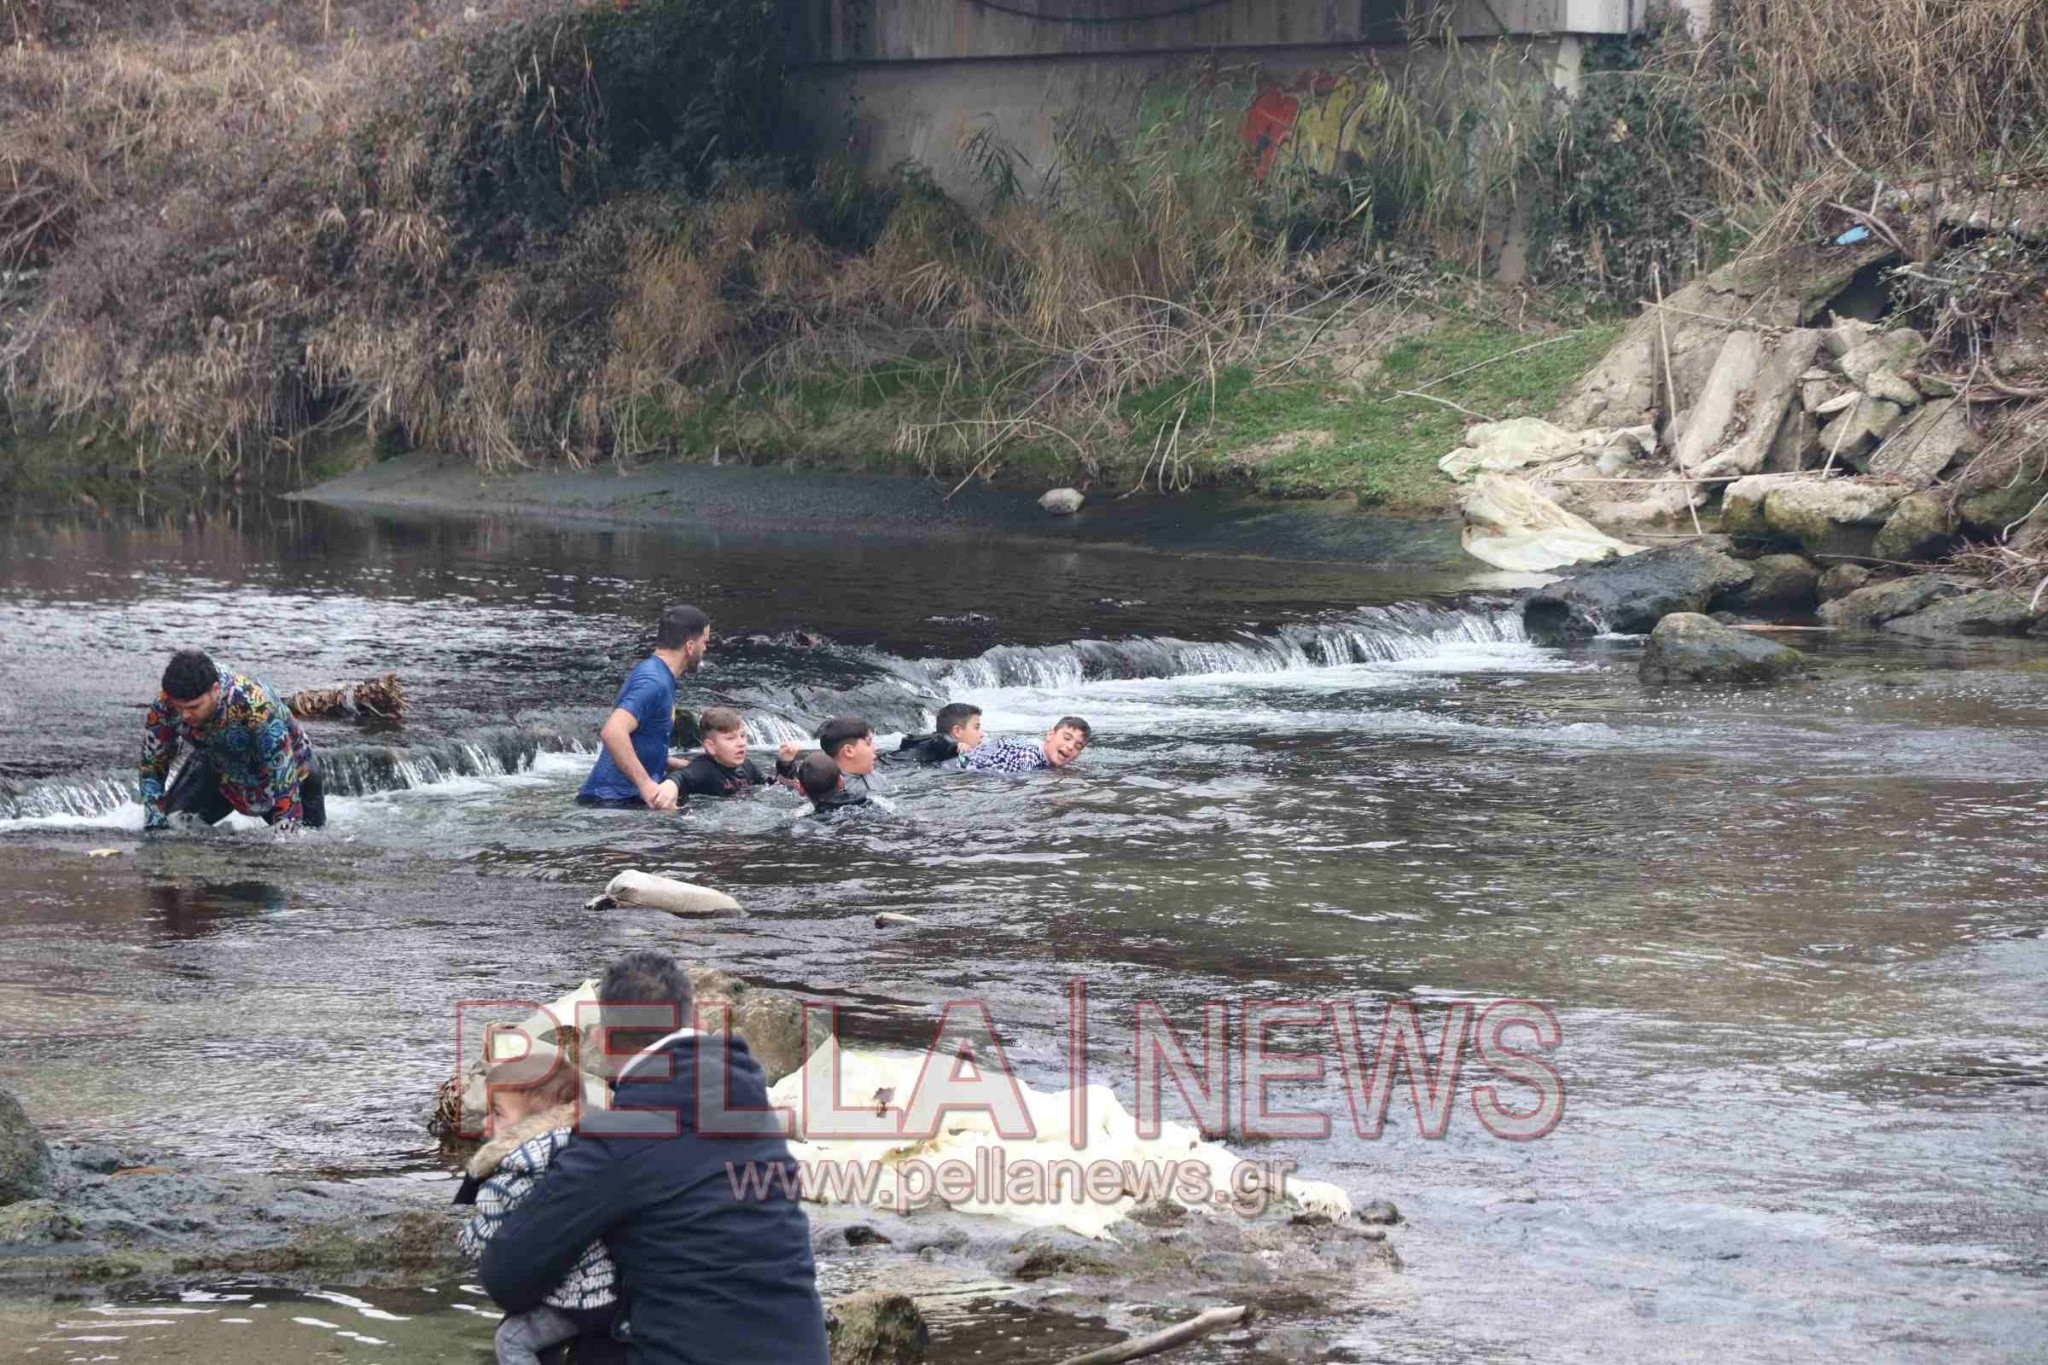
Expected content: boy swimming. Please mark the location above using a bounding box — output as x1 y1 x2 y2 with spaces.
960 716 1091 773
669 708 774 798
888 702 984 768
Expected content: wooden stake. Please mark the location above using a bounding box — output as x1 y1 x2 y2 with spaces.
1053 1306 1251 1365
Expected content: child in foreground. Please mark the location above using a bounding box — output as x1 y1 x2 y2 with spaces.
456 1062 620 1364
888 702 984 768
797 751 870 816
669 707 774 797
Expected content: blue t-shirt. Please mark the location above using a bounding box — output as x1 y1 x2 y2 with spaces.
578 656 678 802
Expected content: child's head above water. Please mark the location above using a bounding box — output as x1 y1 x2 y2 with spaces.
935 702 983 751
796 751 842 804
815 716 876 776
698 707 749 766
485 1055 581 1137
1044 716 1091 768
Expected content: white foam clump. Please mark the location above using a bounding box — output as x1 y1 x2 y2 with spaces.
766 1037 1351 1239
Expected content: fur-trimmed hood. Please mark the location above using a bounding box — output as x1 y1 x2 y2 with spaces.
466 1102 579 1180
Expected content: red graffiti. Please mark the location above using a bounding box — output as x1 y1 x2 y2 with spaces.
1239 87 1299 180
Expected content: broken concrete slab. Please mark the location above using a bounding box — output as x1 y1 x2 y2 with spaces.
1762 478 1907 559
1865 398 1977 488
1674 329 1765 473
1872 490 1958 562
1697 329 1827 480
1817 398 1906 468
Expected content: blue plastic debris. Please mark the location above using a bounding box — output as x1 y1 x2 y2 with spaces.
1835 225 1871 245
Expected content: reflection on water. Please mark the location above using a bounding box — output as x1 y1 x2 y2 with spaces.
1 499 2046 1362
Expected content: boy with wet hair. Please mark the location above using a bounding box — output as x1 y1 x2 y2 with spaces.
456 1059 619 1365
777 715 886 802
962 716 1091 774
888 702 984 767
796 751 868 815
669 707 773 798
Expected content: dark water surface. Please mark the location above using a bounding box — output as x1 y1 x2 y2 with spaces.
2 497 2045 1362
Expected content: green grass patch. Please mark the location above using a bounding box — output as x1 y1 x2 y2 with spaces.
1161 322 1622 513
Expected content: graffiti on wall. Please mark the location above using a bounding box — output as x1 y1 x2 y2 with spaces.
1237 69 1389 182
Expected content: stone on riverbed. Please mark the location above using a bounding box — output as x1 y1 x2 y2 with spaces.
1881 588 2046 639
827 1289 930 1365
1724 553 1822 613
0 1089 49 1206
1817 574 1977 629
1523 541 1753 643
1038 488 1085 516
1639 613 1807 685
1761 478 1906 559
1872 490 1956 563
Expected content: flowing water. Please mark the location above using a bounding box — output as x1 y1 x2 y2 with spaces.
2 494 2046 1363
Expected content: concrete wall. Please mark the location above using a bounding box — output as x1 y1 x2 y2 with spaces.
779 1 1644 198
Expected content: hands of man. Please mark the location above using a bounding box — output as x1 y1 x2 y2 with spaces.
642 777 680 811
778 740 801 762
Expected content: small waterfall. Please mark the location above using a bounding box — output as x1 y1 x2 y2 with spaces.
911 600 1526 692
0 726 583 823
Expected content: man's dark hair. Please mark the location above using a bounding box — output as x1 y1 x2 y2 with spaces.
815 715 872 759
161 650 218 701
935 703 982 737
598 950 694 1057
656 604 711 650
1053 716 1092 739
797 752 842 802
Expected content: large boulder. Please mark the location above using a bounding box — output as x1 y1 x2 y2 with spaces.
827 1290 930 1365
1720 473 1804 543
1817 574 1978 629
1865 398 1977 489
1524 540 1754 643
0 1089 48 1207
1762 479 1907 559
1957 479 2048 539
1724 553 1821 614
1817 563 1875 601
1881 589 2045 639
1872 490 1957 562
1639 613 1807 685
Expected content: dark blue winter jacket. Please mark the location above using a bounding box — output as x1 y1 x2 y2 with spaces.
478 1033 828 1365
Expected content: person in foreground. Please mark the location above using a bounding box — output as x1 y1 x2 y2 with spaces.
887 702 984 768
668 708 773 798
796 752 869 817
478 951 829 1365
962 716 1091 774
140 649 324 831
578 605 710 811
457 1062 620 1364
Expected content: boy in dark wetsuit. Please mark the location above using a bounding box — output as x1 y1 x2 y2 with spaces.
669 708 773 798
887 702 983 769
797 752 869 817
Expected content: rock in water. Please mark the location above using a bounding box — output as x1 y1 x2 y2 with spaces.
827 1289 929 1365
1881 589 2045 639
1818 575 1977 629
1523 541 1754 643
0 1089 49 1206
1726 554 1822 613
1038 488 1085 516
1640 614 1807 685
1817 563 1875 602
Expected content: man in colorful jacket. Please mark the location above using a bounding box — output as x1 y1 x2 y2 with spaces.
140 649 324 831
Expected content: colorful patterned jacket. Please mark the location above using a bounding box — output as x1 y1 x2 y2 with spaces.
139 668 315 827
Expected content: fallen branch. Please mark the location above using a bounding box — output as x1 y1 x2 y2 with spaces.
1052 1306 1252 1365
287 674 406 724
1394 389 1494 422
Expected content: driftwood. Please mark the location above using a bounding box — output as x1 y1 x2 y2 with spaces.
287 673 406 724
1052 1306 1251 1365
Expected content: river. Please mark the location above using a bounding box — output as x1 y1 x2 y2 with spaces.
1 490 2044 1362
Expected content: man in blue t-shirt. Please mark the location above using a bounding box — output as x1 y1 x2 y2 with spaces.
577 605 711 809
